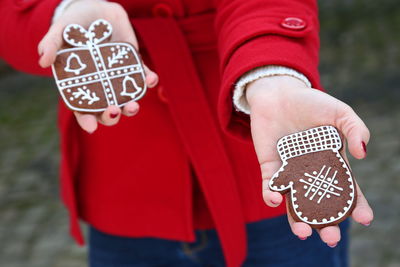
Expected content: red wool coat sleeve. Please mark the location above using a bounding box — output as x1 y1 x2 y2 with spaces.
215 0 321 140
0 0 61 76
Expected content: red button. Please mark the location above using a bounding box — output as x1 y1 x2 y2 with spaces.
281 17 307 30
152 3 174 18
157 86 168 103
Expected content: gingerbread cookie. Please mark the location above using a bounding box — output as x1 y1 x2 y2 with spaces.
51 19 146 112
269 126 356 228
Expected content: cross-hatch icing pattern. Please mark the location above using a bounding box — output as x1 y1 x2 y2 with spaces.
300 165 343 204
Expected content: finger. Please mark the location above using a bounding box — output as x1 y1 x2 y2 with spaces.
121 101 140 117
286 204 313 239
334 101 370 159
352 182 374 226
261 160 284 207
74 112 98 133
38 23 65 68
317 225 341 247
144 65 159 88
98 105 121 126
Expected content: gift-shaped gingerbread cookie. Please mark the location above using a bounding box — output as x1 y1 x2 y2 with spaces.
51 19 146 112
269 126 356 228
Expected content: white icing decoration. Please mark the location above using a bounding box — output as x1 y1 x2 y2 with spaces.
64 53 87 75
121 76 143 99
72 87 100 105
268 126 356 226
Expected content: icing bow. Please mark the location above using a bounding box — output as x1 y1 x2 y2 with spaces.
63 19 113 47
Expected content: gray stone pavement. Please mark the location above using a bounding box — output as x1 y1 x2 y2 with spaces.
0 0 399 266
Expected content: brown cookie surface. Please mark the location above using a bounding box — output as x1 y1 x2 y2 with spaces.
269 126 356 228
51 19 146 113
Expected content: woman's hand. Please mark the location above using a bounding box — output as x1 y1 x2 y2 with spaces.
38 0 158 133
247 75 373 247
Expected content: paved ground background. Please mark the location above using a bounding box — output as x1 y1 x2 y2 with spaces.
0 0 399 266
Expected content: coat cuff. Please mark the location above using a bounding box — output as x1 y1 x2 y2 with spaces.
233 66 312 114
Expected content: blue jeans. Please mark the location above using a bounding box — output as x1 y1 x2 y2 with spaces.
89 216 349 267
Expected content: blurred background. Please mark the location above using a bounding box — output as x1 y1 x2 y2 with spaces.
0 0 399 266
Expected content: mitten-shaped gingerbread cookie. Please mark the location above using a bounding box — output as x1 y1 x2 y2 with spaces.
51 19 146 112
269 126 356 228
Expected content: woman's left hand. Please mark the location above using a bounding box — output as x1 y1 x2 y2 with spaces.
246 75 374 247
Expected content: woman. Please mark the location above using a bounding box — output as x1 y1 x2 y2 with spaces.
0 0 373 266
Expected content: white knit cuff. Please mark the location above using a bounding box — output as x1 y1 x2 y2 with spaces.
233 65 312 114
52 0 107 23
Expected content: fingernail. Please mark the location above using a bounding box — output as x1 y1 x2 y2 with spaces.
271 200 278 205
110 112 119 119
362 222 370 226
328 243 337 248
362 141 367 155
298 236 307 240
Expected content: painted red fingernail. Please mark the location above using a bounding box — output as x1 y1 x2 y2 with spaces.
110 112 119 119
299 236 307 240
362 141 367 155
328 243 337 248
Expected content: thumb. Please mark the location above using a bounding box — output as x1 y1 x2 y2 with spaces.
38 23 65 68
334 102 370 159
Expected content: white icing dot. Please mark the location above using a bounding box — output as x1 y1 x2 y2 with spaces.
88 77 93 81
95 75 99 79
292 189 297 193
308 178 312 182
124 55 129 59
316 181 320 185
61 82 66 86
320 175 324 178
343 206 348 212
98 63 102 68
350 193 354 197
342 164 347 168
69 97 74 101
323 184 327 188
108 94 113 98
303 185 308 189
95 57 100 61
280 185 285 189
346 171 351 175
117 45 120 48
75 79 79 83
322 218 327 223
313 171 317 175
83 86 87 89
330 187 334 191
338 212 343 217
327 177 332 182
117 70 121 74
101 73 106 77
330 217 335 221
334 180 338 184
292 197 297 201
78 101 83 104
93 51 97 55
318 192 322 196
303 217 308 221
111 47 115 52
311 188 316 192
124 69 128 73
82 78 87 82
110 101 115 104
67 89 71 93
312 219 317 223
110 71 115 76
339 158 344 163
130 67 134 71
105 88 110 92
294 204 298 209
347 200 352 205
68 81 72 85
326 194 331 198
298 212 302 216
119 60 123 64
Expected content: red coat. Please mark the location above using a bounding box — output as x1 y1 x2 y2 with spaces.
0 0 320 266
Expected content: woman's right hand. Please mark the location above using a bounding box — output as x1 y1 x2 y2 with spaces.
38 0 159 133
